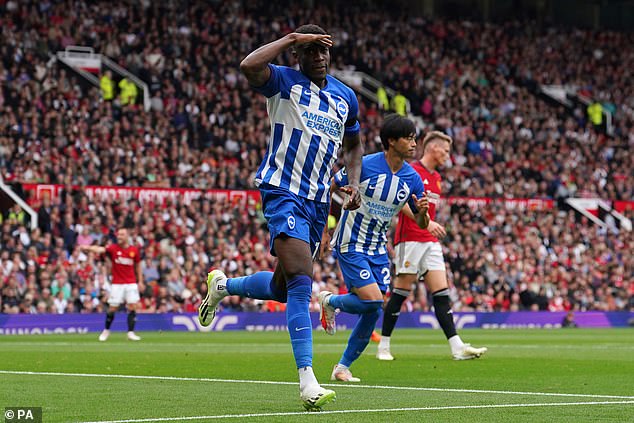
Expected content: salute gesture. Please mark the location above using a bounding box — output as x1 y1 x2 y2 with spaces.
292 33 333 48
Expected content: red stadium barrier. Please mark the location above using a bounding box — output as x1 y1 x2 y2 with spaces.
613 201 634 213
22 184 634 212
22 184 261 206
443 197 555 211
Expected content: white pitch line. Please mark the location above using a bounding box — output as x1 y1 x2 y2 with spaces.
1 370 634 400
79 401 634 423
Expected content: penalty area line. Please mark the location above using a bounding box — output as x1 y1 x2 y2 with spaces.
79 400 634 423
2 370 634 401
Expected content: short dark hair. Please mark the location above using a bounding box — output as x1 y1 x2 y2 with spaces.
295 24 327 35
379 113 416 150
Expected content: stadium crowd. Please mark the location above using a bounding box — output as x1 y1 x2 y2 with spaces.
0 188 631 315
0 0 632 315
1 0 632 199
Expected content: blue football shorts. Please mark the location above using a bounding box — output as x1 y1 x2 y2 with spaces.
259 183 330 258
335 250 391 293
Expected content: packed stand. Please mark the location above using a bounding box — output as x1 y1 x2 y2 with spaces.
0 1 632 201
404 203 632 312
0 190 278 314
0 190 631 314
0 1 632 314
331 17 632 200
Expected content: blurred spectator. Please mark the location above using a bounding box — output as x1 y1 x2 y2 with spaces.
561 311 578 328
100 70 114 102
118 77 137 106
391 91 408 116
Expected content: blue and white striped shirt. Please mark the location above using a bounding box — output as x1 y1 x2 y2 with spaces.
332 152 425 255
252 64 360 203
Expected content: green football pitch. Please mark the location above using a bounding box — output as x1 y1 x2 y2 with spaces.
1 328 633 422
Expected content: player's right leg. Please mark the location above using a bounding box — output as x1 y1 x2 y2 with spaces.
378 241 426 360
198 269 229 327
325 255 385 381
378 278 415 360
99 308 114 341
199 268 286 327
100 287 123 341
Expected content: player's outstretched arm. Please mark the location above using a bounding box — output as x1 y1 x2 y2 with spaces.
79 245 106 255
341 132 363 210
240 33 332 87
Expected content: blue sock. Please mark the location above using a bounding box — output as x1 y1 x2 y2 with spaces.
226 272 286 302
328 293 384 314
340 308 381 367
286 275 313 368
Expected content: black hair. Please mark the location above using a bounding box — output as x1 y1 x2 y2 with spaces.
295 24 327 35
379 113 416 150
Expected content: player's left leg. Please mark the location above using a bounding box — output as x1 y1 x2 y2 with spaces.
126 284 141 341
325 283 383 382
322 255 386 382
323 291 384 315
378 241 426 360
319 253 386 335
331 307 381 382
425 268 487 360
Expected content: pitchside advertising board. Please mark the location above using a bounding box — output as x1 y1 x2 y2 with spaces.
0 312 631 335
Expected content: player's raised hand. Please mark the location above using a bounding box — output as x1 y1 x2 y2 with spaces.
412 192 429 215
293 33 333 48
341 185 361 210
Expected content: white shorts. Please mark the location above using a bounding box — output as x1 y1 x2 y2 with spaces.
108 283 140 306
394 241 445 277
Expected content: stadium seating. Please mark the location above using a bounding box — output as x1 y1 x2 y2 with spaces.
0 1 631 314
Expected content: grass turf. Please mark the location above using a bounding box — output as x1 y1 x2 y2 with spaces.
1 328 633 422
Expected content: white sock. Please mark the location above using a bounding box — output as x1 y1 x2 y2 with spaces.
334 363 349 372
448 335 464 353
298 366 319 391
378 335 391 350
